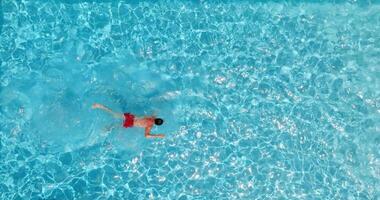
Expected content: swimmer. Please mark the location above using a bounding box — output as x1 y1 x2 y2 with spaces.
92 103 165 138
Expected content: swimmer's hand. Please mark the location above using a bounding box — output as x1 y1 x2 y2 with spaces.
145 134 165 139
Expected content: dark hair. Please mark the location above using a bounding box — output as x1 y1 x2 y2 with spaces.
154 118 164 126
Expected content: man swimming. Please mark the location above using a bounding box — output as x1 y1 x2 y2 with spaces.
92 103 165 138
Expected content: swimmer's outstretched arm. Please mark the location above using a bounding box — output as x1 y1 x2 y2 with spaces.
145 127 165 138
92 103 124 119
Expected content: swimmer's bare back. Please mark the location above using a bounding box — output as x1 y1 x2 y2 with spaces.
92 103 165 138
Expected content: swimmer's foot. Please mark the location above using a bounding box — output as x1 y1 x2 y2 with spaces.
92 103 103 109
102 124 118 135
102 126 113 135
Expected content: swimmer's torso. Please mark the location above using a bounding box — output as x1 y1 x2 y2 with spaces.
133 117 154 128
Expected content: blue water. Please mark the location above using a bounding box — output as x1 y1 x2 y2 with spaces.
1 0 379 199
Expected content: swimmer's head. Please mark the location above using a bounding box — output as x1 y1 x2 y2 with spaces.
155 118 164 126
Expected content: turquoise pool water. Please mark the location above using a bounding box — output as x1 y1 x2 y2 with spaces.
1 0 379 199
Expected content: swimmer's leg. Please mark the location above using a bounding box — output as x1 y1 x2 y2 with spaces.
92 103 124 119
102 122 120 136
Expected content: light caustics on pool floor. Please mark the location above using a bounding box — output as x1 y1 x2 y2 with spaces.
0 1 379 200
